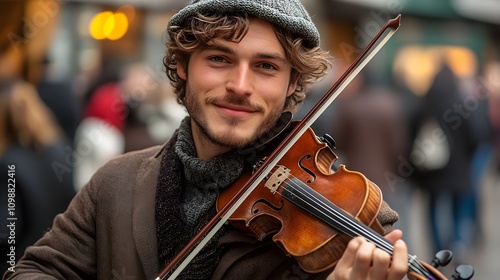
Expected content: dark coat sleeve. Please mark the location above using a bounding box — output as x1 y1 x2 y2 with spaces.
3 178 98 280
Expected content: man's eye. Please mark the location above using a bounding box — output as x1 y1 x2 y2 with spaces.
209 56 225 63
261 63 276 70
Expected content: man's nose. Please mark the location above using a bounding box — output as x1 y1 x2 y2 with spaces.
226 64 253 96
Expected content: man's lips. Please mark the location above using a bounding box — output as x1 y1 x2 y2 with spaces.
215 103 257 118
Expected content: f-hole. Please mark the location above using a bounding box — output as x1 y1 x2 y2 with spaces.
298 154 316 183
251 198 284 214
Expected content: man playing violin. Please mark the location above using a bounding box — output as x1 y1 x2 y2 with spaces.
4 0 408 279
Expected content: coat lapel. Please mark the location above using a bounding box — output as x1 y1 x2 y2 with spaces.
132 145 165 279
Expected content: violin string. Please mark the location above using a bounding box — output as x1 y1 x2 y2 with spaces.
267 166 430 277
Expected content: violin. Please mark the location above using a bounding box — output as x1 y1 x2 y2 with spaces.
218 121 474 280
156 15 475 280
217 121 386 273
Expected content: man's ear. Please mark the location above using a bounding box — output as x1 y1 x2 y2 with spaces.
287 73 300 97
177 60 187 80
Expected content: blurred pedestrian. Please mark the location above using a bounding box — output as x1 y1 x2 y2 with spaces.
0 79 76 274
119 63 186 153
72 56 128 190
73 81 127 190
409 61 479 260
36 56 82 147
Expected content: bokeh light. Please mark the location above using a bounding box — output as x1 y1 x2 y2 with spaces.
89 10 129 41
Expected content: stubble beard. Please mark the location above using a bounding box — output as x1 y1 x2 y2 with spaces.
184 85 284 149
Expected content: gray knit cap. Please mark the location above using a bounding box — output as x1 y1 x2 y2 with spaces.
168 0 320 48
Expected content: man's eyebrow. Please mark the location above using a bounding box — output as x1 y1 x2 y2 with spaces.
204 44 235 55
204 44 287 63
255 52 287 64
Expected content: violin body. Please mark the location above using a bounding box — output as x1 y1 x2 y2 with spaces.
217 123 385 273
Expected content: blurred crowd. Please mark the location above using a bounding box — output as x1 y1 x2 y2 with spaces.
1 0 500 277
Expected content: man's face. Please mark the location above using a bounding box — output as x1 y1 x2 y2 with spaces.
177 18 297 160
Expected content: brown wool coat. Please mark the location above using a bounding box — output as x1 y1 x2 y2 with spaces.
3 142 398 280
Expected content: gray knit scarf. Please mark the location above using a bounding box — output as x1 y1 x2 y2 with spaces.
155 117 245 279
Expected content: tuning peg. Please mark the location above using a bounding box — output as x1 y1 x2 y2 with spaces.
318 134 336 150
431 250 453 268
450 264 474 280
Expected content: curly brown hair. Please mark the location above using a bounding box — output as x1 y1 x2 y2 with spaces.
164 12 331 112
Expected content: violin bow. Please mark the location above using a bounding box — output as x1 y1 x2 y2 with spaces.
156 14 401 280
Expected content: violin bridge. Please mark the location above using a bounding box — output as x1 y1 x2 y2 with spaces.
265 165 291 193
